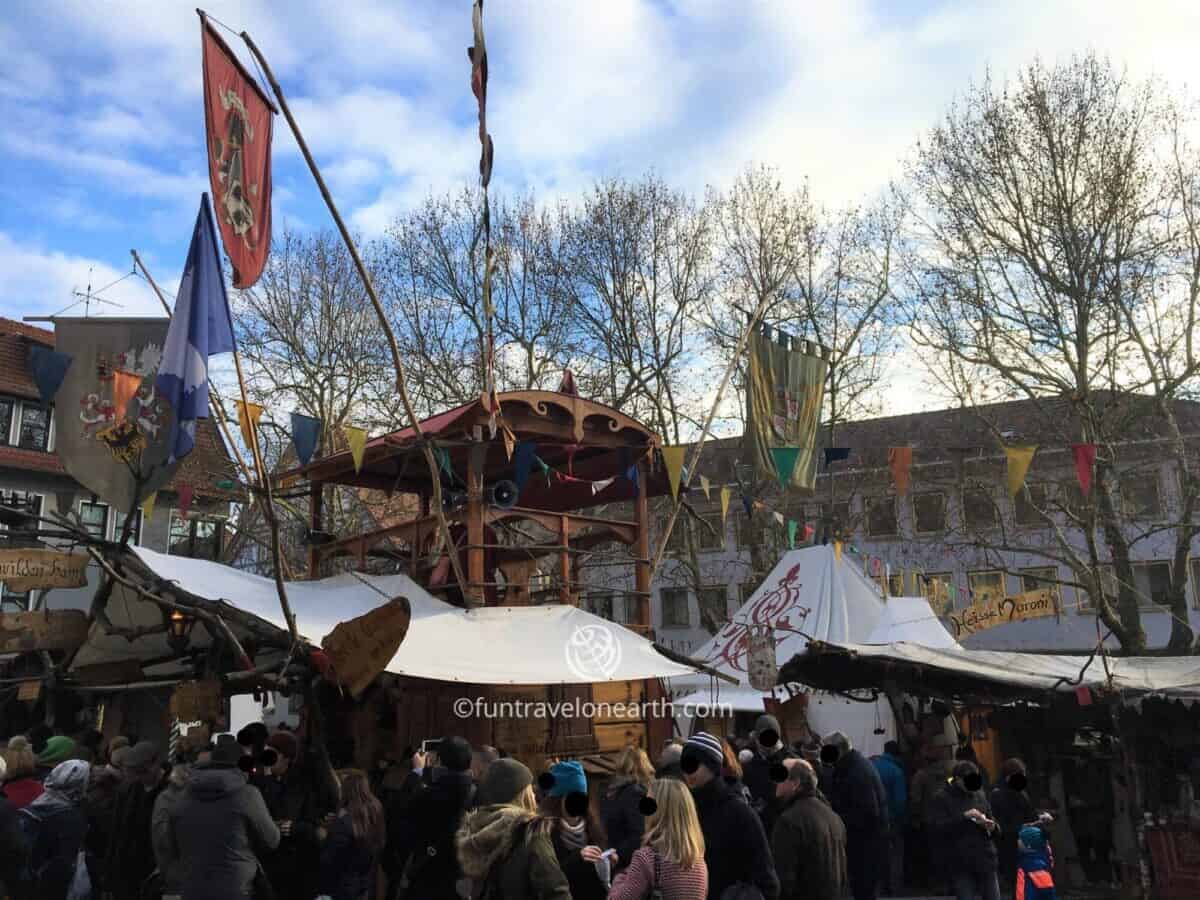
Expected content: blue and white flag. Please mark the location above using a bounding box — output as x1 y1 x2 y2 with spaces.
157 194 236 461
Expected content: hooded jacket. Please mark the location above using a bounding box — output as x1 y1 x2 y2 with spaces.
690 775 780 900
927 781 998 875
19 760 90 900
600 776 647 869
152 767 191 896
395 769 476 900
455 804 571 900
830 748 888 836
169 765 281 900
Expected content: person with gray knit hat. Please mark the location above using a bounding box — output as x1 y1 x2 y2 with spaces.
106 741 166 900
743 713 797 833
456 758 571 899
682 732 780 899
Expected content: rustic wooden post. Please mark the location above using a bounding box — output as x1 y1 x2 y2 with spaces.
466 444 486 607
307 483 323 579
559 515 572 605
634 459 652 634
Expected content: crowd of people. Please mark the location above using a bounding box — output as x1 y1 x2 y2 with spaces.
0 717 1058 900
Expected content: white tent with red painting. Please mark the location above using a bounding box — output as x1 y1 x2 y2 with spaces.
666 543 958 757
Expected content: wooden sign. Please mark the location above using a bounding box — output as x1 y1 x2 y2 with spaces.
321 597 411 698
947 589 1057 639
169 680 223 723
0 550 89 592
0 609 90 653
74 659 144 686
17 679 41 702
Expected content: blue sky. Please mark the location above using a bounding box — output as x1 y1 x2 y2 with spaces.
1 0 1196 329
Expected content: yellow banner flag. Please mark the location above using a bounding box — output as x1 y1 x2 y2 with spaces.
1005 444 1037 497
720 487 731 524
141 491 157 521
343 425 368 473
236 401 264 450
661 446 686 500
700 475 711 500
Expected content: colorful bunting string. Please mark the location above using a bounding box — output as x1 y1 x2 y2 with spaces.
290 412 323 467
177 484 194 519
1004 444 1037 498
1071 443 1097 497
111 370 143 421
787 519 798 548
720 487 731 525
27 345 72 404
769 447 802 487
700 475 711 500
141 491 157 521
236 401 264 449
823 447 851 469
661 446 686 500
343 425 368 474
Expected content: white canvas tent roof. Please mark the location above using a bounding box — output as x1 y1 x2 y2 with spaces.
865 595 960 649
71 547 702 686
668 544 900 755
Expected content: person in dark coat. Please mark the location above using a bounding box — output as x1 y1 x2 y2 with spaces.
17 759 90 900
393 737 477 900
771 759 847 900
682 732 780 900
742 714 796 825
989 758 1036 892
169 734 281 900
253 730 334 900
319 770 385 900
600 746 654 870
824 731 888 900
105 741 166 900
82 759 123 892
0 758 28 899
455 758 572 900
928 761 1001 900
152 763 191 900
873 740 909 896
657 741 684 780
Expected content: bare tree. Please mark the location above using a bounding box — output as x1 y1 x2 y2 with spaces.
903 54 1200 652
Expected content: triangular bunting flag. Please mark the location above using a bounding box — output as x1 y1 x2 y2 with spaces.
888 447 913 496
834 540 843 562
501 425 516 461
823 447 850 469
141 491 157 521
1004 444 1037 497
700 475 711 500
720 487 731 525
513 441 536 489
741 493 753 517
769 447 802 487
343 425 368 473
772 511 784 526
558 369 577 396
433 446 453 479
801 523 814 542
111 370 143 421
787 519 798 548
1071 443 1097 497
27 344 73 404
290 412 323 467
236 401 264 450
661 446 686 500
178 484 194 520
591 477 616 495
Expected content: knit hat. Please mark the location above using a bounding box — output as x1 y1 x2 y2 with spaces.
477 757 533 806
754 714 781 736
123 741 161 773
682 732 724 772
546 760 587 798
206 734 243 767
267 731 299 762
438 736 473 773
1018 825 1047 853
37 735 76 767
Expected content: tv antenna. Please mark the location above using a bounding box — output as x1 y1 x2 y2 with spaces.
50 266 132 319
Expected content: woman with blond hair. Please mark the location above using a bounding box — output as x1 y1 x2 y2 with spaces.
601 746 655 871
601 778 708 900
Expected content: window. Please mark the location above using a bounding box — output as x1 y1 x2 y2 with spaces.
17 404 50 451
820 501 852 533
697 587 728 629
113 508 143 545
739 582 758 606
1015 483 1050 526
168 512 225 561
660 518 685 553
696 514 725 552
587 593 614 621
887 573 904 596
735 513 758 550
0 491 43 529
1088 565 1171 610
1020 567 1061 606
912 492 946 534
866 497 898 537
78 501 109 540
1122 472 1162 520
622 593 644 625
0 399 13 445
924 572 954 613
661 588 690 628
967 570 1005 605
963 486 997 530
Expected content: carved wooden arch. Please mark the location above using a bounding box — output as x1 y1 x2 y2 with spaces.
484 507 638 545
495 391 660 446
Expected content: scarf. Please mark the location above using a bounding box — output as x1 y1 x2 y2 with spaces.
558 818 588 852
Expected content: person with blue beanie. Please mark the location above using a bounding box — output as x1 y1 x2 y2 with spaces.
538 760 607 900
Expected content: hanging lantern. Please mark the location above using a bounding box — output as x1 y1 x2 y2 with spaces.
167 609 196 655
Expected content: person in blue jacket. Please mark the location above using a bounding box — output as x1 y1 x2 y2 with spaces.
872 741 908 896
1015 824 1057 900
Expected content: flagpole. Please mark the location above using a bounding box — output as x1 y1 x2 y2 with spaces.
240 29 472 604
647 293 778 581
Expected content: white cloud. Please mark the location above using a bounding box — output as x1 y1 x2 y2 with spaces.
0 232 168 320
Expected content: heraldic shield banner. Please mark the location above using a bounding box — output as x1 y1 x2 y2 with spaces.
53 318 180 513
744 330 829 490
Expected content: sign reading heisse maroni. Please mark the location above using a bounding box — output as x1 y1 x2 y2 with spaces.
946 589 1057 639
0 550 89 592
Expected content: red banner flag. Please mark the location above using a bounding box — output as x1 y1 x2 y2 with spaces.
1072 443 1097 497
200 14 276 288
888 446 913 496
